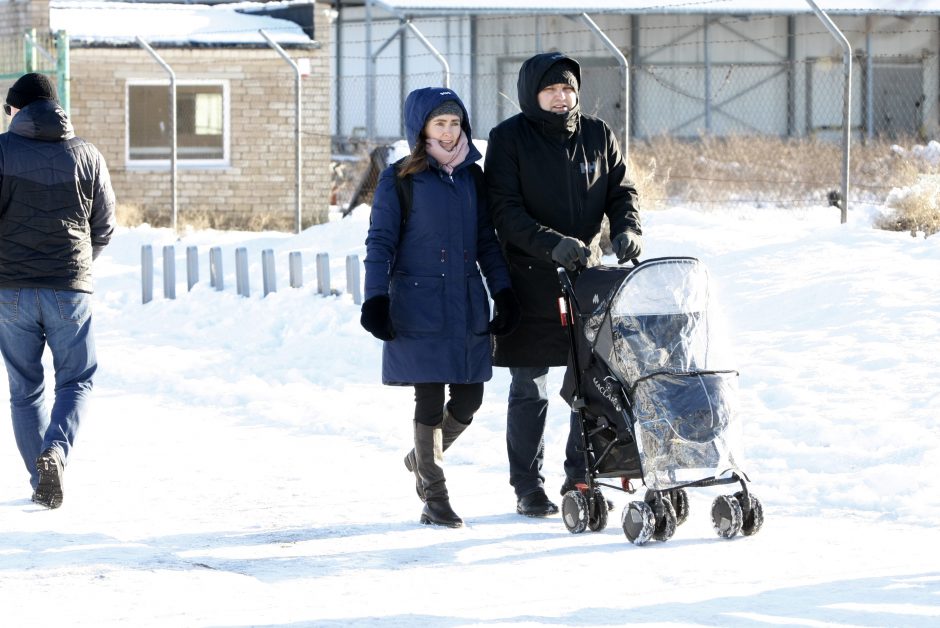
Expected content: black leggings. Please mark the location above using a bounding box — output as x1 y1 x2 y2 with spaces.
413 383 484 426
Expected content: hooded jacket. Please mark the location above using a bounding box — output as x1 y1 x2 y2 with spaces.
0 99 115 293
484 52 641 367
364 87 511 385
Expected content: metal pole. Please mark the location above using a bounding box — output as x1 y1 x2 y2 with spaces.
405 21 450 88
366 0 374 142
289 251 304 288
55 30 70 116
186 245 199 291
579 13 630 158
136 37 178 232
141 245 153 304
370 22 408 142
704 17 712 133
24 29 36 73
163 245 176 300
346 254 361 305
865 18 874 141
210 246 224 291
235 247 250 298
335 0 344 138
262 249 277 296
316 252 330 296
805 0 851 223
260 29 303 234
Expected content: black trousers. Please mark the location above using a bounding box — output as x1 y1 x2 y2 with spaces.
413 383 484 426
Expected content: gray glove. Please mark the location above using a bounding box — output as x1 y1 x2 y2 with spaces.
551 236 590 271
612 231 642 263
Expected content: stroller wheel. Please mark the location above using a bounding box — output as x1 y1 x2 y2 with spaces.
669 488 690 526
711 495 743 539
653 498 678 542
561 490 589 534
734 491 764 536
588 488 609 532
622 501 655 545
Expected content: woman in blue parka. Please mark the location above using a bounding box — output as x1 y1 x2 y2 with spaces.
360 87 520 528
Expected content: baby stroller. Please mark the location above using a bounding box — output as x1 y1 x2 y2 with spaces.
557 257 763 545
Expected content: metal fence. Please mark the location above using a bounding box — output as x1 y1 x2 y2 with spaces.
332 12 940 213
1 29 66 133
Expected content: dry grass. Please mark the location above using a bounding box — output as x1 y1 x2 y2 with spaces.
874 168 940 238
628 135 936 208
116 203 328 232
116 135 937 236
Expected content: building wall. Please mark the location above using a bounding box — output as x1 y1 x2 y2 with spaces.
0 0 49 38
68 39 331 228
334 9 939 142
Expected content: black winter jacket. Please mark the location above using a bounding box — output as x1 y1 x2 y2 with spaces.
485 52 641 367
0 100 115 293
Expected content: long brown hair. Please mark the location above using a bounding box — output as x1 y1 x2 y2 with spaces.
397 129 429 178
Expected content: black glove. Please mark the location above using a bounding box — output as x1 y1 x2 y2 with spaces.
612 231 642 263
551 236 590 271
360 295 396 341
489 289 521 336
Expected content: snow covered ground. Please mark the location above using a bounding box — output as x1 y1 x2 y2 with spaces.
1 201 938 627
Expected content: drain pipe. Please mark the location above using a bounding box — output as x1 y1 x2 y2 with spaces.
260 29 303 234
136 37 178 233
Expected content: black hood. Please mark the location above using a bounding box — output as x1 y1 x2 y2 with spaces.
8 99 75 142
517 52 581 137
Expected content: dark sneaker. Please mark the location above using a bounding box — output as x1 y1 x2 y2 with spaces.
516 489 559 517
32 448 64 509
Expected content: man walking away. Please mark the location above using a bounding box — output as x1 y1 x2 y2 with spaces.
0 73 116 508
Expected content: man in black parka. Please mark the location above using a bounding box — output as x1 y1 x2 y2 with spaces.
0 73 115 508
485 52 641 516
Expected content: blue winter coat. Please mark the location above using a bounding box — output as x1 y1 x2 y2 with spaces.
364 88 511 385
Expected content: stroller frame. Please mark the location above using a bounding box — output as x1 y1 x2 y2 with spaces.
556 262 762 543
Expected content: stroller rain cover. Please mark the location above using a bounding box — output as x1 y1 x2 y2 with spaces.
562 257 744 491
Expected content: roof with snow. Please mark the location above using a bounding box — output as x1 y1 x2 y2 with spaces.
49 1 316 47
366 0 940 16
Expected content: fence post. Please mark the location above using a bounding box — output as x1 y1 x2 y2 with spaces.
210 246 223 291
316 252 330 296
289 251 303 288
163 245 176 299
235 247 250 298
346 254 361 305
141 245 153 304
262 249 277 297
186 246 199 291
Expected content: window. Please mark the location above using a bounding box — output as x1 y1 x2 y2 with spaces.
127 81 228 164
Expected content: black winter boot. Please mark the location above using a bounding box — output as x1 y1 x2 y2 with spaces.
412 421 463 528
404 409 470 502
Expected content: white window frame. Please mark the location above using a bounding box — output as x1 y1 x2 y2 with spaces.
125 79 231 169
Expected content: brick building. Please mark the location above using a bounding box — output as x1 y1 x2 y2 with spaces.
1 0 332 230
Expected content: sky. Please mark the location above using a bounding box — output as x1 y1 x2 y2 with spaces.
0 157 938 625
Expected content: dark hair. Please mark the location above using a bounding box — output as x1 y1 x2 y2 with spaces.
397 129 430 178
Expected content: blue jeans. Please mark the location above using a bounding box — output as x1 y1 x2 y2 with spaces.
0 288 96 489
507 366 581 498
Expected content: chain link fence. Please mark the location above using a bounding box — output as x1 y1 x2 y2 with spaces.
1 29 62 133
332 12 940 214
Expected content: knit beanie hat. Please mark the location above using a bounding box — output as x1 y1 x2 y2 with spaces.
537 61 579 93
6 72 58 109
426 100 463 122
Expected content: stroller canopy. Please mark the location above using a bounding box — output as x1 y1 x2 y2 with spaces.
578 257 723 387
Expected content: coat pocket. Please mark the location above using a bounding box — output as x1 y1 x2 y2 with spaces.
468 274 491 336
507 255 561 323
390 273 444 334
